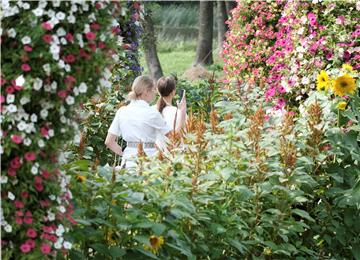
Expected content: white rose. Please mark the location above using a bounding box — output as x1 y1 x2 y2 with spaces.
60 116 67 123
43 64 51 75
76 33 83 48
60 37 67 45
48 212 55 221
52 0 61 7
17 121 27 131
50 44 60 54
71 4 78 12
54 241 62 249
58 60 65 69
49 195 56 200
73 87 79 96
0 176 8 184
51 81 57 90
23 2 30 9
48 129 54 137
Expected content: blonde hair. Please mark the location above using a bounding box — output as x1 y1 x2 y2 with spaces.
127 75 155 100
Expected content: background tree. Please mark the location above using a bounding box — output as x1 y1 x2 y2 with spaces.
217 0 228 55
194 1 213 66
141 2 163 80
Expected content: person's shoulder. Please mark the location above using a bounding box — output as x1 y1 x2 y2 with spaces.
163 105 177 115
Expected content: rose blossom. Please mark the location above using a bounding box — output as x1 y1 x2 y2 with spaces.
42 34 53 44
24 152 36 161
85 32 96 41
21 64 31 72
25 239 36 249
26 228 37 238
24 217 33 225
35 182 44 192
11 134 23 144
20 243 31 253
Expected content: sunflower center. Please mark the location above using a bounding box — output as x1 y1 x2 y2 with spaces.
340 82 348 88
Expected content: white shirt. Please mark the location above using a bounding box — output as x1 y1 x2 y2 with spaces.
108 100 171 168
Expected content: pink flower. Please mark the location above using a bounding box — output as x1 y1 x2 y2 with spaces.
336 16 345 25
0 95 5 103
26 228 37 238
5 86 14 94
24 45 33 52
20 243 31 253
16 218 23 225
25 239 36 249
21 64 31 72
41 243 51 254
16 211 24 217
35 182 44 192
42 226 54 233
64 54 76 63
40 127 49 137
14 200 24 208
24 152 36 161
65 33 74 42
41 170 51 179
98 42 106 49
11 134 23 144
88 43 97 52
35 176 43 184
133 2 141 9
42 34 53 44
8 168 16 177
40 200 50 207
111 26 121 35
57 90 68 99
90 22 101 31
85 32 96 41
21 191 29 198
24 217 33 225
41 22 53 30
25 211 32 217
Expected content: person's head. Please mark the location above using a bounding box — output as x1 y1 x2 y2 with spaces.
127 75 156 103
156 76 176 113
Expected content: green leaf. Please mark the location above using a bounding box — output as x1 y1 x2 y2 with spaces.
292 209 315 222
108 247 126 258
351 243 360 260
90 243 110 255
152 223 166 235
134 235 151 247
228 239 247 254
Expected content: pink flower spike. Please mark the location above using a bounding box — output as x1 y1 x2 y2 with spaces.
24 152 36 161
20 243 32 253
21 64 31 72
41 22 53 30
26 228 37 238
24 45 33 52
41 243 51 254
11 134 23 144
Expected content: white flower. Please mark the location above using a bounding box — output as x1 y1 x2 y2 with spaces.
58 60 65 69
56 11 65 20
76 33 83 48
48 129 54 137
30 114 38 122
48 212 55 221
32 8 44 17
17 121 27 131
7 104 17 113
84 24 90 33
60 116 67 123
63 241 72 249
357 1 360 11
33 78 43 91
100 78 112 89
64 64 71 72
50 44 60 54
102 68 112 80
56 224 65 236
51 81 57 90
60 106 66 114
38 0 48 8
21 36 31 45
78 82 88 93
43 64 51 76
25 123 35 134
301 77 310 85
0 176 8 184
8 192 15 200
4 225 12 233
82 3 89 11
52 0 61 7
49 17 59 26
47 9 55 18
40 109 48 119
22 2 30 9
67 14 76 24
100 33 107 42
31 165 38 175
6 94 15 104
38 139 45 148
56 27 66 37
59 206 66 213
52 53 60 61
112 54 119 62
60 37 67 45
20 96 30 105
49 195 56 200
73 87 79 96
71 4 78 12
54 241 62 249
7 28 16 38
65 96 75 105
300 15 307 24
15 75 25 87
23 137 32 146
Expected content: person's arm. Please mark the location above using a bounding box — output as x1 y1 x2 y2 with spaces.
105 133 123 156
175 91 187 133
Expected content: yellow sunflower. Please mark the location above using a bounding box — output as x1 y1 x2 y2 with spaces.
144 235 164 254
342 63 353 72
336 101 347 110
75 175 86 182
332 74 356 96
316 70 330 91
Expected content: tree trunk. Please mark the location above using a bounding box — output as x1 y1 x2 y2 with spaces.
217 0 228 54
225 1 237 17
142 4 163 80
194 1 213 66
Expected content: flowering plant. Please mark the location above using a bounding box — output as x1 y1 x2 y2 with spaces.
0 1 130 257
